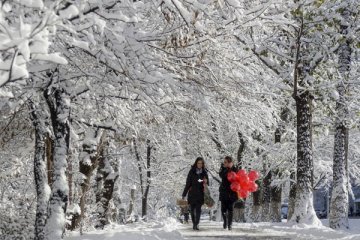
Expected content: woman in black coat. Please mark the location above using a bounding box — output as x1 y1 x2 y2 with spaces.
182 157 209 230
219 156 238 230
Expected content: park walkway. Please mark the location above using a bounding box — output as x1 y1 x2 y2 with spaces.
178 221 295 240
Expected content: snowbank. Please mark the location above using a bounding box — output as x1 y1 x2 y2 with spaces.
65 218 183 240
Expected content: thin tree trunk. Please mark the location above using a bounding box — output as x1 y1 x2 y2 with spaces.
270 125 283 222
44 87 71 239
133 137 144 201
329 7 351 230
67 153 73 205
270 185 282 222
29 100 50 240
128 187 136 218
251 131 263 222
95 158 104 204
210 119 225 155
237 132 246 168
45 133 54 188
142 139 152 219
261 170 271 221
234 132 246 222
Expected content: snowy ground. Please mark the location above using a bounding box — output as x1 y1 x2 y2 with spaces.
65 218 360 240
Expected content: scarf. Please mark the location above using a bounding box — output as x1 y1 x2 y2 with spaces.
196 168 203 175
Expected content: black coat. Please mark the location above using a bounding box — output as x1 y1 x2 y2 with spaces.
219 164 238 203
182 167 209 205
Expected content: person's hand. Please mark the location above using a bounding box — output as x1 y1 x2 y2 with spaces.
203 178 207 184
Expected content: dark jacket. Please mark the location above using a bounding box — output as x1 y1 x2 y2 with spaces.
219 164 238 203
182 167 209 205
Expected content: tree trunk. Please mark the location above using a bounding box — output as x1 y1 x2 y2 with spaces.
270 125 283 222
261 171 271 221
288 11 320 225
234 132 246 222
270 185 282 222
95 160 104 204
251 132 263 222
45 133 54 187
113 186 126 224
29 100 50 240
96 143 119 229
287 171 296 220
142 139 152 219
329 7 351 230
251 180 262 222
44 87 71 239
128 187 136 218
291 91 319 225
67 152 73 205
330 126 349 229
70 130 105 230
210 119 225 155
237 131 246 168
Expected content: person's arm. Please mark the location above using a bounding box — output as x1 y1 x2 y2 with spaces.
205 172 209 186
203 169 210 186
182 170 192 198
219 164 228 179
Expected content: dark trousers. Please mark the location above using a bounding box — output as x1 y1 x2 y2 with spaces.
221 200 234 227
190 204 201 226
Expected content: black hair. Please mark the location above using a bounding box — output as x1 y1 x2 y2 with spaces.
224 156 233 163
192 157 205 169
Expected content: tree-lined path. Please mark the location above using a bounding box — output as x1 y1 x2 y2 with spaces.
1 0 359 239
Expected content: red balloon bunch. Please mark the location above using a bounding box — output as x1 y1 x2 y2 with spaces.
227 169 260 199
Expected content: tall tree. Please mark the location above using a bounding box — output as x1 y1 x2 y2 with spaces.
44 86 71 239
29 99 51 240
329 0 356 229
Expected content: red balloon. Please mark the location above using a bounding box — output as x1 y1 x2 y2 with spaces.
227 171 237 182
237 169 247 178
248 170 260 181
247 181 258 192
239 175 249 187
240 180 249 191
230 182 241 192
239 189 249 199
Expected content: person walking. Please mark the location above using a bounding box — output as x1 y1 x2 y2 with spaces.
182 157 209 230
219 156 238 230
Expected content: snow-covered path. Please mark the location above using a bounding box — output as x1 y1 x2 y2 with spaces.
178 220 358 240
179 222 293 239
65 219 360 240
